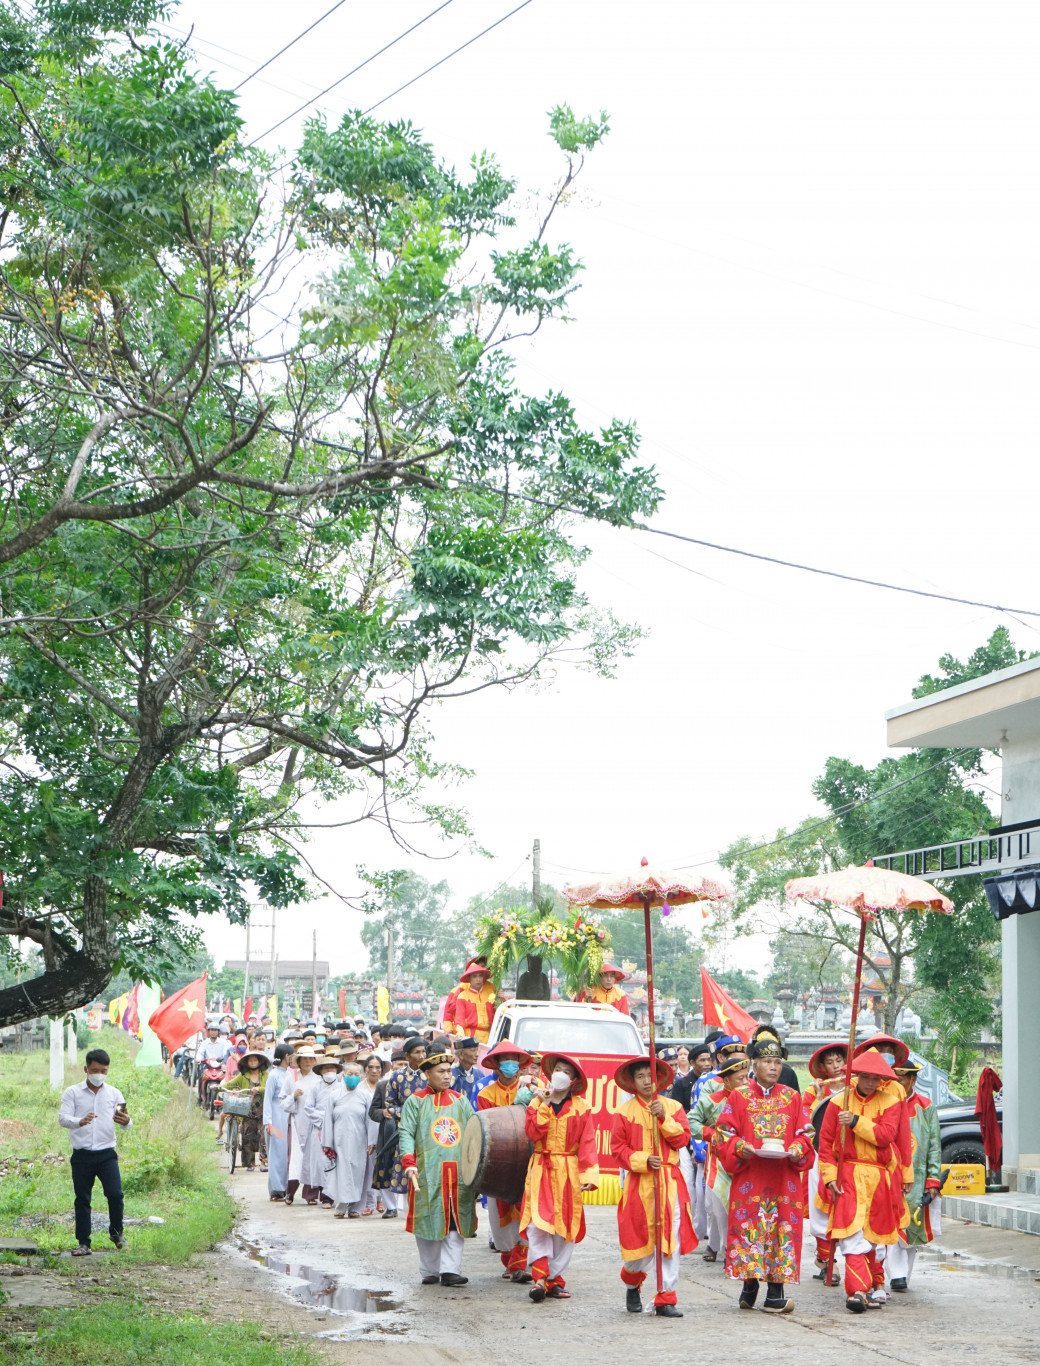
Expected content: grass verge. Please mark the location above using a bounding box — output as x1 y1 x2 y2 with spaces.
0 1028 233 1263
0 1308 317 1366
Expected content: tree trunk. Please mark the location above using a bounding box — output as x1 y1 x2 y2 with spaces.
883 950 903 1033
0 874 114 1027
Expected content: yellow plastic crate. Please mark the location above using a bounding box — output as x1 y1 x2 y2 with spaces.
941 1163 986 1196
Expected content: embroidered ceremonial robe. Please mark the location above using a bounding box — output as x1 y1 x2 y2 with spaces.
576 983 630 1015
398 1087 477 1242
373 1065 426 1194
901 1091 942 1246
612 1096 697 1260
451 983 497 1042
717 1080 814 1283
817 1081 912 1245
519 1094 600 1242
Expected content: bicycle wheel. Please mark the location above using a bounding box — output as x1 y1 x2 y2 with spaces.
225 1117 238 1174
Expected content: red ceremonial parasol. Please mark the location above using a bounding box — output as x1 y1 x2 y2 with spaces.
784 861 952 1282
565 858 731 1298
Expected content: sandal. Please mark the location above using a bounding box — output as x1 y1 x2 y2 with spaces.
546 1286 571 1299
71 1246 92 1257
348 1212 360 1219
333 1211 346 1219
360 1209 374 1216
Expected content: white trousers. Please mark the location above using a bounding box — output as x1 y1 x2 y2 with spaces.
884 1242 917 1281
706 1185 728 1254
807 1164 831 1239
487 1200 520 1253
691 1158 708 1240
526 1226 574 1280
623 1193 682 1293
416 1230 464 1277
838 1230 874 1255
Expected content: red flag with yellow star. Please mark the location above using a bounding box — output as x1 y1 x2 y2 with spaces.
147 973 207 1052
700 966 756 1042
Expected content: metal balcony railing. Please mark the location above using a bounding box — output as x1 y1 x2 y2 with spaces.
870 821 1040 881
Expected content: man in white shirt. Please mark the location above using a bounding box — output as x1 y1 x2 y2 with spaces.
194 1022 230 1105
58 1048 132 1256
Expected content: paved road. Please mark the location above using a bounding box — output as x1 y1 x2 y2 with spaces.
224 1166 1040 1365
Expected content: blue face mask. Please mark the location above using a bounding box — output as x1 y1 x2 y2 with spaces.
499 1060 520 1078
344 1075 361 1090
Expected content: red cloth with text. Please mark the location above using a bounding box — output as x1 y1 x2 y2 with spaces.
975 1067 1003 1170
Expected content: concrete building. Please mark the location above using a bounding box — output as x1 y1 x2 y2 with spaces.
881 654 1040 1191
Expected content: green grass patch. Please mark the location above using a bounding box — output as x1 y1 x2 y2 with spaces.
0 1308 318 1366
0 1029 233 1264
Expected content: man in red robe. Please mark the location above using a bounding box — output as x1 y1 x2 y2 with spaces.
817 1050 913 1313
716 1038 814 1315
477 1041 534 1283
612 1056 697 1317
519 1052 599 1302
577 964 630 1014
449 959 497 1044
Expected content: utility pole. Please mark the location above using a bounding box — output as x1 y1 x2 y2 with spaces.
532 838 541 908
243 910 251 1007
269 905 277 1009
311 928 317 1020
385 913 396 1016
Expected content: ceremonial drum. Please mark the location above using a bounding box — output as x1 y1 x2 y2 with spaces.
460 1106 531 1204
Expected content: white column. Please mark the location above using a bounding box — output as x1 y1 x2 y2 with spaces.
49 1018 64 1090
1001 912 1040 1170
67 1021 78 1068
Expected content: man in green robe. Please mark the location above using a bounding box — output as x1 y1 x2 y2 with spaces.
399 1050 477 1286
886 1060 942 1292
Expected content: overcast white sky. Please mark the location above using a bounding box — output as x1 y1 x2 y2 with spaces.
172 0 1034 978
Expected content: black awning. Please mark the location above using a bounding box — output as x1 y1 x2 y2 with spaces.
985 867 1040 920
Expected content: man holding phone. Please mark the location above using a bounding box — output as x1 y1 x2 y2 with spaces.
58 1048 132 1256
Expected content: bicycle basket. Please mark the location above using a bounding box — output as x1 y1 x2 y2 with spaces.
220 1092 254 1117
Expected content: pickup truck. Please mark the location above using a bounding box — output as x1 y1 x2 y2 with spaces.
937 1098 1002 1167
485 998 645 1187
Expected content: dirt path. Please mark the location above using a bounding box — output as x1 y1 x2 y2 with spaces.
204 1163 1040 1366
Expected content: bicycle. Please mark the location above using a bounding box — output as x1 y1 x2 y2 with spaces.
224 1114 239 1173
220 1090 252 1174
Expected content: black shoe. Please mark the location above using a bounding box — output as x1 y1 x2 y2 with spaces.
738 1281 759 1310
440 1273 468 1287
889 1277 908 1293
511 1270 533 1284
626 1287 642 1314
529 1280 547 1303
421 1275 439 1285
381 1208 398 1219
655 1303 683 1318
762 1296 793 1315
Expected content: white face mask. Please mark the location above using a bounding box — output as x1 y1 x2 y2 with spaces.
323 1072 338 1085
85 1074 105 1089
550 1070 573 1093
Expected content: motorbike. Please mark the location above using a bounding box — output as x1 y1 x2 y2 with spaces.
201 1059 226 1119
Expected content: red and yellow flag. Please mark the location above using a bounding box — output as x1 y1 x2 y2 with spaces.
147 973 208 1053
700 966 757 1042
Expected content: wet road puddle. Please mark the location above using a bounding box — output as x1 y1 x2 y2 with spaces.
235 1236 404 1319
920 1246 1040 1282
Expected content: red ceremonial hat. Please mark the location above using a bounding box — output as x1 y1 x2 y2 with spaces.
614 1055 673 1094
599 963 627 980
459 957 489 981
539 1052 590 1095
849 1050 897 1081
808 1042 848 1081
482 1041 533 1072
853 1034 910 1069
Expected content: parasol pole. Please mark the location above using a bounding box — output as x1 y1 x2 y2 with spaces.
825 907 868 1288
642 894 664 1298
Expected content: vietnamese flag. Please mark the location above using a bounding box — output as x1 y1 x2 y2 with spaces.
147 973 208 1053
243 996 253 1023
700 966 757 1042
338 987 346 1019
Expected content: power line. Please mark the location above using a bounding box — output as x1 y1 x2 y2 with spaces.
362 0 534 116
234 0 352 91
674 748 976 871
248 0 457 146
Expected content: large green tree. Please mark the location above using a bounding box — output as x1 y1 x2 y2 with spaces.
0 2 661 1023
720 632 1009 1055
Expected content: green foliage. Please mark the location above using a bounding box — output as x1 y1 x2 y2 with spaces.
913 626 1038 702
7 1308 317 1366
596 907 705 1011
0 3 659 1025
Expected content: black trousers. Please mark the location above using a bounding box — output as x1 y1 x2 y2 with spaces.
70 1147 123 1247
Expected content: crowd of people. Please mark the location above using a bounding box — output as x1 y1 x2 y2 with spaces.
166 991 939 1322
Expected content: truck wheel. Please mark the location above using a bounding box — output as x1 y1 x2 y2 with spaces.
942 1139 986 1167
